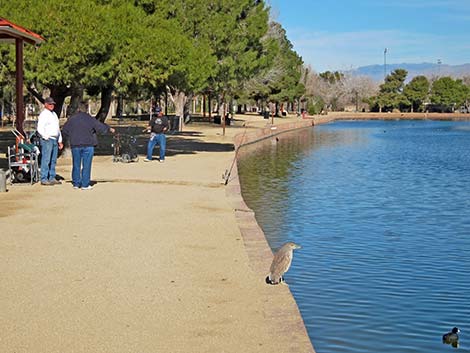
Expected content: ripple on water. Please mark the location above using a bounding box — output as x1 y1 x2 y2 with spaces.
238 120 470 353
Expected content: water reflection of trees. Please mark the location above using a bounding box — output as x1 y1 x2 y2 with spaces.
237 127 352 241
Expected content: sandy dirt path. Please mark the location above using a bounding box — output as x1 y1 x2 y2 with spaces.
0 114 314 353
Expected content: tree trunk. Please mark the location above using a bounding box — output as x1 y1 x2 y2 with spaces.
208 92 212 118
184 94 192 124
95 86 113 122
26 83 45 104
166 85 189 131
66 85 84 117
202 95 206 117
217 94 227 136
27 83 69 116
116 95 124 119
49 85 71 118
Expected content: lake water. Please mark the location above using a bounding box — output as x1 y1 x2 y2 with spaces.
237 120 470 353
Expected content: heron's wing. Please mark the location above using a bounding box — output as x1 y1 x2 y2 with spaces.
270 250 293 278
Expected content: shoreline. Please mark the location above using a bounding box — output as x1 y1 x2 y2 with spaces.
310 111 470 122
226 119 317 353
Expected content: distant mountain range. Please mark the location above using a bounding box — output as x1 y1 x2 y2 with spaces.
349 63 470 82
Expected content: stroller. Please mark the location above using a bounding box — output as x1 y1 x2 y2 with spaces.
112 129 139 163
7 128 40 184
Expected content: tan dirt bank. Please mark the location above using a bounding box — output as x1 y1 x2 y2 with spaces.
1 114 315 353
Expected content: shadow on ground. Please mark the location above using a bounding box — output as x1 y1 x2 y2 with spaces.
0 123 235 171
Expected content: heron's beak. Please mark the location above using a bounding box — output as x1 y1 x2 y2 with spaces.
294 244 302 249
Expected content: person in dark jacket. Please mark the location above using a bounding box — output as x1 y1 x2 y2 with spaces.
144 107 169 162
62 103 115 190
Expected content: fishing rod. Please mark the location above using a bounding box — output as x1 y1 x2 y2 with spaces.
223 122 249 185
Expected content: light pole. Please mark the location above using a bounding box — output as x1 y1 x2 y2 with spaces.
437 59 442 76
384 48 388 80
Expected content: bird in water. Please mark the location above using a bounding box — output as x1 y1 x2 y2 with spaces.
442 327 460 348
265 242 301 285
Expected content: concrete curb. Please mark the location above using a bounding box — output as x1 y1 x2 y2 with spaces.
226 119 318 353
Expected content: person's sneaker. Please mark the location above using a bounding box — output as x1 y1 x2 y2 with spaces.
73 185 80 190
41 181 53 186
81 185 94 190
144 158 151 162
50 179 62 185
159 159 165 163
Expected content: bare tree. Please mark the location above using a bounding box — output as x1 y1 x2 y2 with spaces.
303 66 378 112
341 74 379 111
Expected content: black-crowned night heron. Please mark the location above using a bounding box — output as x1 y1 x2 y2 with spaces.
265 242 301 285
442 327 460 348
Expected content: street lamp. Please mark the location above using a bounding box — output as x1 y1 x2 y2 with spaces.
437 59 442 76
384 48 388 80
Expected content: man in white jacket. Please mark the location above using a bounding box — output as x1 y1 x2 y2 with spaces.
37 97 63 185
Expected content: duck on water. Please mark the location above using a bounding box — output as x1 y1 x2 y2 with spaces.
443 327 460 348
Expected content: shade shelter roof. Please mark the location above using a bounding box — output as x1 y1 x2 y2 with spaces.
0 18 44 136
0 17 44 44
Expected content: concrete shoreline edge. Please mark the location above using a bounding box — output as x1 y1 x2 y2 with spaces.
225 119 317 353
223 112 470 352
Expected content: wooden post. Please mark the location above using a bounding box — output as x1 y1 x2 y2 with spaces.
15 38 25 137
1 89 4 127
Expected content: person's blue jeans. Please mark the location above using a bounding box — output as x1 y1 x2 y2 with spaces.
71 146 94 188
40 138 58 182
146 133 166 161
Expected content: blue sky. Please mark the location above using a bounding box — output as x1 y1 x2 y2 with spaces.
269 0 470 72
